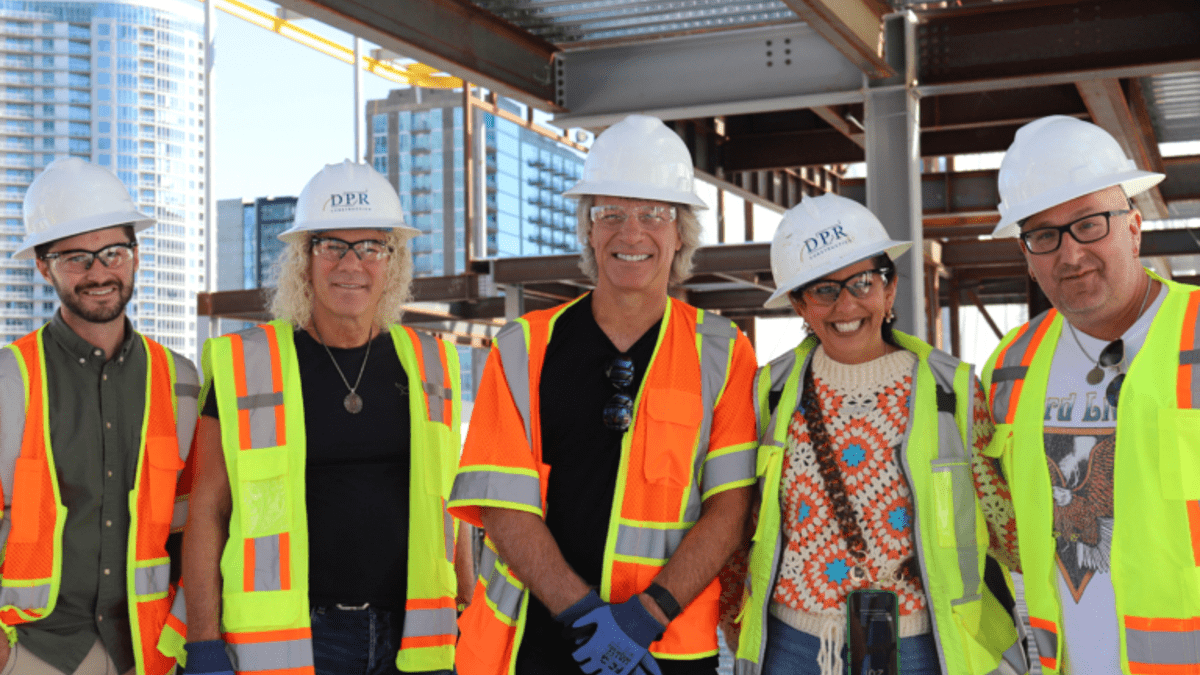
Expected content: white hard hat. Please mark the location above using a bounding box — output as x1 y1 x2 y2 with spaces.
563 114 708 209
764 193 911 309
279 160 419 244
16 157 154 260
993 116 1164 238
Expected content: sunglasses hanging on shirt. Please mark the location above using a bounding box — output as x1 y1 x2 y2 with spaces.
603 356 635 432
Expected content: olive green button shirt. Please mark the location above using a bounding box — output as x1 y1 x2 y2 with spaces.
14 312 147 675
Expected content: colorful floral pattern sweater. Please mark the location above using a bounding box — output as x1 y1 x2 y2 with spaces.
769 345 1016 640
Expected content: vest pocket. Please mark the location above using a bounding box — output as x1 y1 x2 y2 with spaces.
929 459 971 548
8 457 44 544
642 389 703 486
147 436 184 525
1158 408 1200 500
235 446 291 538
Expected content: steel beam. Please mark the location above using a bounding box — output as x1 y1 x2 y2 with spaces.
275 0 559 109
942 229 1200 267
552 24 864 129
779 0 892 79
865 14 924 338
915 0 1200 96
1076 79 1169 219
1161 155 1200 202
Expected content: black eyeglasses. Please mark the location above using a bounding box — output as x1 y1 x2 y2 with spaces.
40 241 137 274
311 236 394 263
1019 210 1130 255
792 269 890 307
603 356 635 432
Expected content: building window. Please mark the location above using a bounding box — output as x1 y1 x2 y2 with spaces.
373 156 387 174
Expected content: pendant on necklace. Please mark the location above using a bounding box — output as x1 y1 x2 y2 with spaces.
1086 365 1104 385
344 392 363 414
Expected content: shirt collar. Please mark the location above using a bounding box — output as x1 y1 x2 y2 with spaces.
46 310 138 365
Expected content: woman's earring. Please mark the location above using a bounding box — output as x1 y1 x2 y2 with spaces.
885 308 896 322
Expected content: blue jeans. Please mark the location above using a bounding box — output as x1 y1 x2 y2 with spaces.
309 605 453 675
761 615 939 675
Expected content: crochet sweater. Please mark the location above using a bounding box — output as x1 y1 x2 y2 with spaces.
769 346 1008 648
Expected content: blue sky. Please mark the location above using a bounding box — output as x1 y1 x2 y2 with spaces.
210 1 396 202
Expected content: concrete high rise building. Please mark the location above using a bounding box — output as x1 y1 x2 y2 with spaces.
0 0 206 353
365 88 585 278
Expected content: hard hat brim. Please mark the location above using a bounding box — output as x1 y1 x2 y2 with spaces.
278 221 422 244
763 240 912 309
563 179 708 209
993 170 1165 238
14 209 155 260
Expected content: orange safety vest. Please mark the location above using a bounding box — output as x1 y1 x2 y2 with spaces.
982 273 1200 674
449 295 758 675
0 326 198 675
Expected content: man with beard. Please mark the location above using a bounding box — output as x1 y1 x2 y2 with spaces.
0 157 198 675
981 116 1200 675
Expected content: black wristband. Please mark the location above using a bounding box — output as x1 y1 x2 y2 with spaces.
644 582 681 621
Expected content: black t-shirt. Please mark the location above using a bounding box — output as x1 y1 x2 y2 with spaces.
203 328 411 610
516 294 664 674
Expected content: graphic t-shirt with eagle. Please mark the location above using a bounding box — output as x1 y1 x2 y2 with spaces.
1041 289 1164 673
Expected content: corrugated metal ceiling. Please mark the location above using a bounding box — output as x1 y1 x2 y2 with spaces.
1142 71 1200 144
470 0 799 46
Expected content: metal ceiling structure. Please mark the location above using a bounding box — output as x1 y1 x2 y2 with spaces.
201 0 1200 356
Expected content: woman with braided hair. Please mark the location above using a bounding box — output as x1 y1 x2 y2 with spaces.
727 194 1024 675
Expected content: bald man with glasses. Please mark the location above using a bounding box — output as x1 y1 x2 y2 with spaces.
979 117 1200 675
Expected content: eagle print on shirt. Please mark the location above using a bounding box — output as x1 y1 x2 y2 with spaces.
1044 427 1115 603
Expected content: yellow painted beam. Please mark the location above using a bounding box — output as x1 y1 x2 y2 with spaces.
209 0 462 88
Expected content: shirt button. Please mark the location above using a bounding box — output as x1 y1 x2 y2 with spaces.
102 374 107 381
97 614 103 622
105 520 112 527
78 357 86 365
118 356 124 364
104 568 110 575
105 421 112 429
94 349 102 357
107 470 113 478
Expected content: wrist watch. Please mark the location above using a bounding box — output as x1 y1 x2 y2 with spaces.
644 582 682 621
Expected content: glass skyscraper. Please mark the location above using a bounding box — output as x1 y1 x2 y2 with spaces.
0 0 206 353
365 87 585 277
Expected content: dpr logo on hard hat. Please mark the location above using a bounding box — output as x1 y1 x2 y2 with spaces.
323 191 371 213
804 222 853 260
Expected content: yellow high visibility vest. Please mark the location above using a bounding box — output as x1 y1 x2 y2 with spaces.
982 272 1200 675
161 321 461 674
737 332 1024 675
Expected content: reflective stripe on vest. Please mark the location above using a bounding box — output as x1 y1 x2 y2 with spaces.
1178 290 1200 409
211 322 457 674
0 328 190 675
922 347 982 606
1029 617 1059 671
989 309 1057 426
227 628 315 672
477 542 524 625
228 323 288 450
1124 615 1200 673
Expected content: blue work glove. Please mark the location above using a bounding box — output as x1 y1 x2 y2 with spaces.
569 596 666 675
181 640 234 675
555 589 607 631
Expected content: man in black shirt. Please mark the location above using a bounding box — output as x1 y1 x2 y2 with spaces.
450 115 759 675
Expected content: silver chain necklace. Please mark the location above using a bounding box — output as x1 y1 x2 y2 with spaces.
313 323 372 414
1066 280 1152 385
